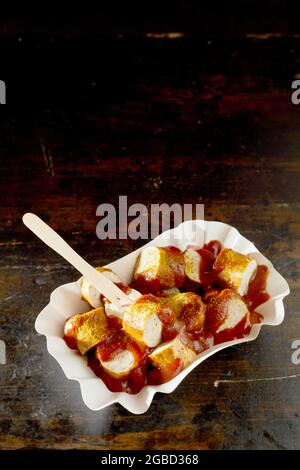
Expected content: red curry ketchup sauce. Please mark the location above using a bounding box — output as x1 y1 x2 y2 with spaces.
183 240 222 291
147 357 182 385
88 315 148 394
198 240 222 286
203 264 268 345
205 240 222 258
63 335 78 350
88 353 148 394
244 265 270 311
157 307 179 342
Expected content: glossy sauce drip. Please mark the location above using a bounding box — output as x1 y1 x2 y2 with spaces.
182 240 221 292
197 240 222 287
205 240 222 258
244 265 270 310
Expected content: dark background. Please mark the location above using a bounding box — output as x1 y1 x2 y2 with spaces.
0 1 299 450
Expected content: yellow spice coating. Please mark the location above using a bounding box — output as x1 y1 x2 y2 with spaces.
134 246 185 291
122 294 163 346
64 307 108 355
164 292 206 332
213 248 256 292
149 337 197 369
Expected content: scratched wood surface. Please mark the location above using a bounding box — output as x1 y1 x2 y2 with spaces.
0 32 300 450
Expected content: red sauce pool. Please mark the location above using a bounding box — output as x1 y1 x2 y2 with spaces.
63 335 78 350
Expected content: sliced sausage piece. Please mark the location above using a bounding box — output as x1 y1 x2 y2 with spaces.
205 288 250 333
64 307 108 354
99 350 139 379
184 247 202 284
149 336 197 370
96 331 143 378
164 292 206 332
134 246 185 293
123 294 163 347
213 248 257 295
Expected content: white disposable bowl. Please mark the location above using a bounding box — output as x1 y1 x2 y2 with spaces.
35 220 290 414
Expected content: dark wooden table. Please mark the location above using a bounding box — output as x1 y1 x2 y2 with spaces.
0 32 299 450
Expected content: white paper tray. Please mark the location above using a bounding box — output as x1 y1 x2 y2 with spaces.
35 220 290 414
